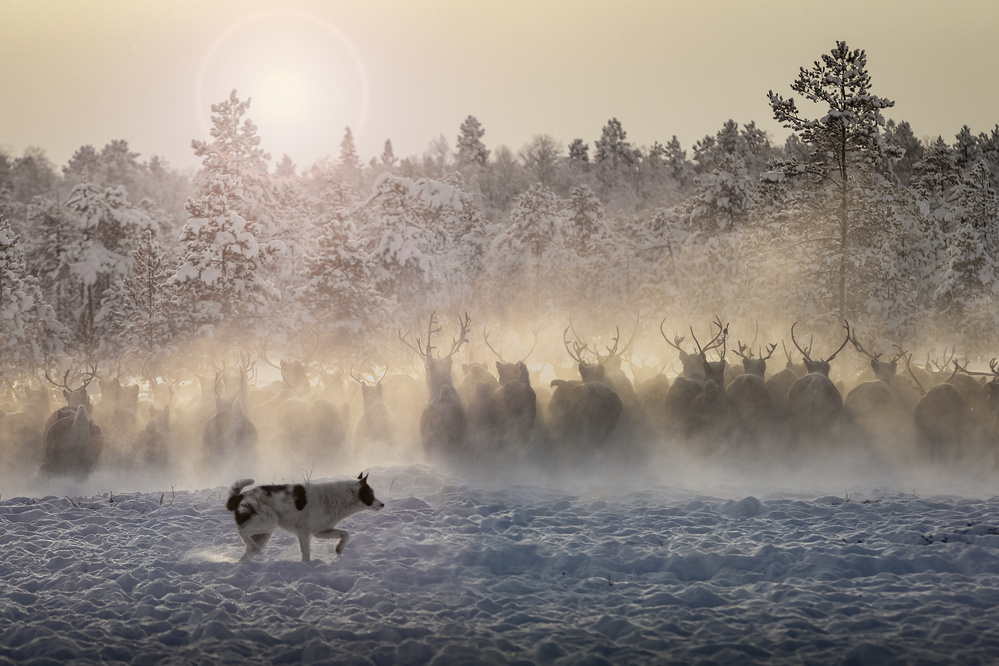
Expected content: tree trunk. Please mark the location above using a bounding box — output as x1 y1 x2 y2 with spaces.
837 121 849 322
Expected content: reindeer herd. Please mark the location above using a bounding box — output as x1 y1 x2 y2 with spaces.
3 312 999 485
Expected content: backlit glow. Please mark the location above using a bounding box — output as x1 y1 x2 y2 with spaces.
257 68 309 123
196 9 369 167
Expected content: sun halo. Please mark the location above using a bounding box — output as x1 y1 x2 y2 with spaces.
196 9 370 168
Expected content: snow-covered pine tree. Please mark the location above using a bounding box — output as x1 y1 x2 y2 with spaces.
337 126 363 192
274 155 296 179
100 229 181 369
480 145 528 215
0 214 64 374
521 135 563 189
594 118 640 200
934 161 999 350
355 173 485 322
688 155 757 234
564 185 603 256
568 139 590 166
978 125 999 193
562 185 631 320
766 41 903 322
882 120 923 187
61 183 153 345
456 116 489 170
663 136 694 193
485 183 567 318
299 213 389 352
191 90 283 272
380 139 397 169
171 174 280 339
953 126 982 173
22 196 75 329
912 137 961 212
192 90 271 183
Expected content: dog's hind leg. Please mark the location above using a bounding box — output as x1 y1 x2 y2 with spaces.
312 527 350 555
239 531 272 562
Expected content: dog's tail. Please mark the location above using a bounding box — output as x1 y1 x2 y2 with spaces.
226 478 255 512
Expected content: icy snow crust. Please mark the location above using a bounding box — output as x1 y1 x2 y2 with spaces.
3 464 999 664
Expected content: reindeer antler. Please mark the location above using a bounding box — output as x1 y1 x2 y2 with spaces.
690 316 727 359
483 328 505 362
563 326 587 364
826 320 852 363
441 312 471 360
790 322 813 362
659 317 688 354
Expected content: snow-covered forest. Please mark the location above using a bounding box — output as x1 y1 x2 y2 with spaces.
1 41 998 492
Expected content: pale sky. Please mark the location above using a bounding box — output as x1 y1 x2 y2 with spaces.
2 0 997 173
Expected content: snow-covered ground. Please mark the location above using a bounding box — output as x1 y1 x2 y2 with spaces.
3 457 999 665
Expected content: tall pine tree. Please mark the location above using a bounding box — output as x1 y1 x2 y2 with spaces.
767 41 902 321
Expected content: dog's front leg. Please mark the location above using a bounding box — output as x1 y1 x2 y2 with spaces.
297 529 312 561
313 527 350 555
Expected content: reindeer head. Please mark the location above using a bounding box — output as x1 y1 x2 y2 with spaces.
46 365 98 413
563 325 624 384
790 321 851 378
661 317 727 383
849 332 905 384
733 341 777 379
351 365 387 406
399 312 471 396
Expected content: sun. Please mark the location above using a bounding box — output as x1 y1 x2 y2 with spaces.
256 68 309 123
196 9 370 166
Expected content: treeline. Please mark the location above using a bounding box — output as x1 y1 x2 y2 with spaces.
1 42 998 380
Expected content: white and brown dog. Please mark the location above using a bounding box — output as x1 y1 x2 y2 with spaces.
226 473 385 562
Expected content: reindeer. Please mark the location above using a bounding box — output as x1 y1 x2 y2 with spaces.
907 355 969 464
1 382 52 470
202 357 258 471
765 341 808 412
481 327 540 456
39 367 104 480
252 340 315 406
546 326 624 456
255 343 346 465
843 334 917 450
785 321 851 442
351 365 396 453
456 343 500 447
135 404 171 469
932 350 989 416
660 317 731 444
95 375 141 466
726 340 781 449
400 312 471 462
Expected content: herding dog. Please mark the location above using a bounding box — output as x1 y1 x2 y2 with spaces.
226 473 385 562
